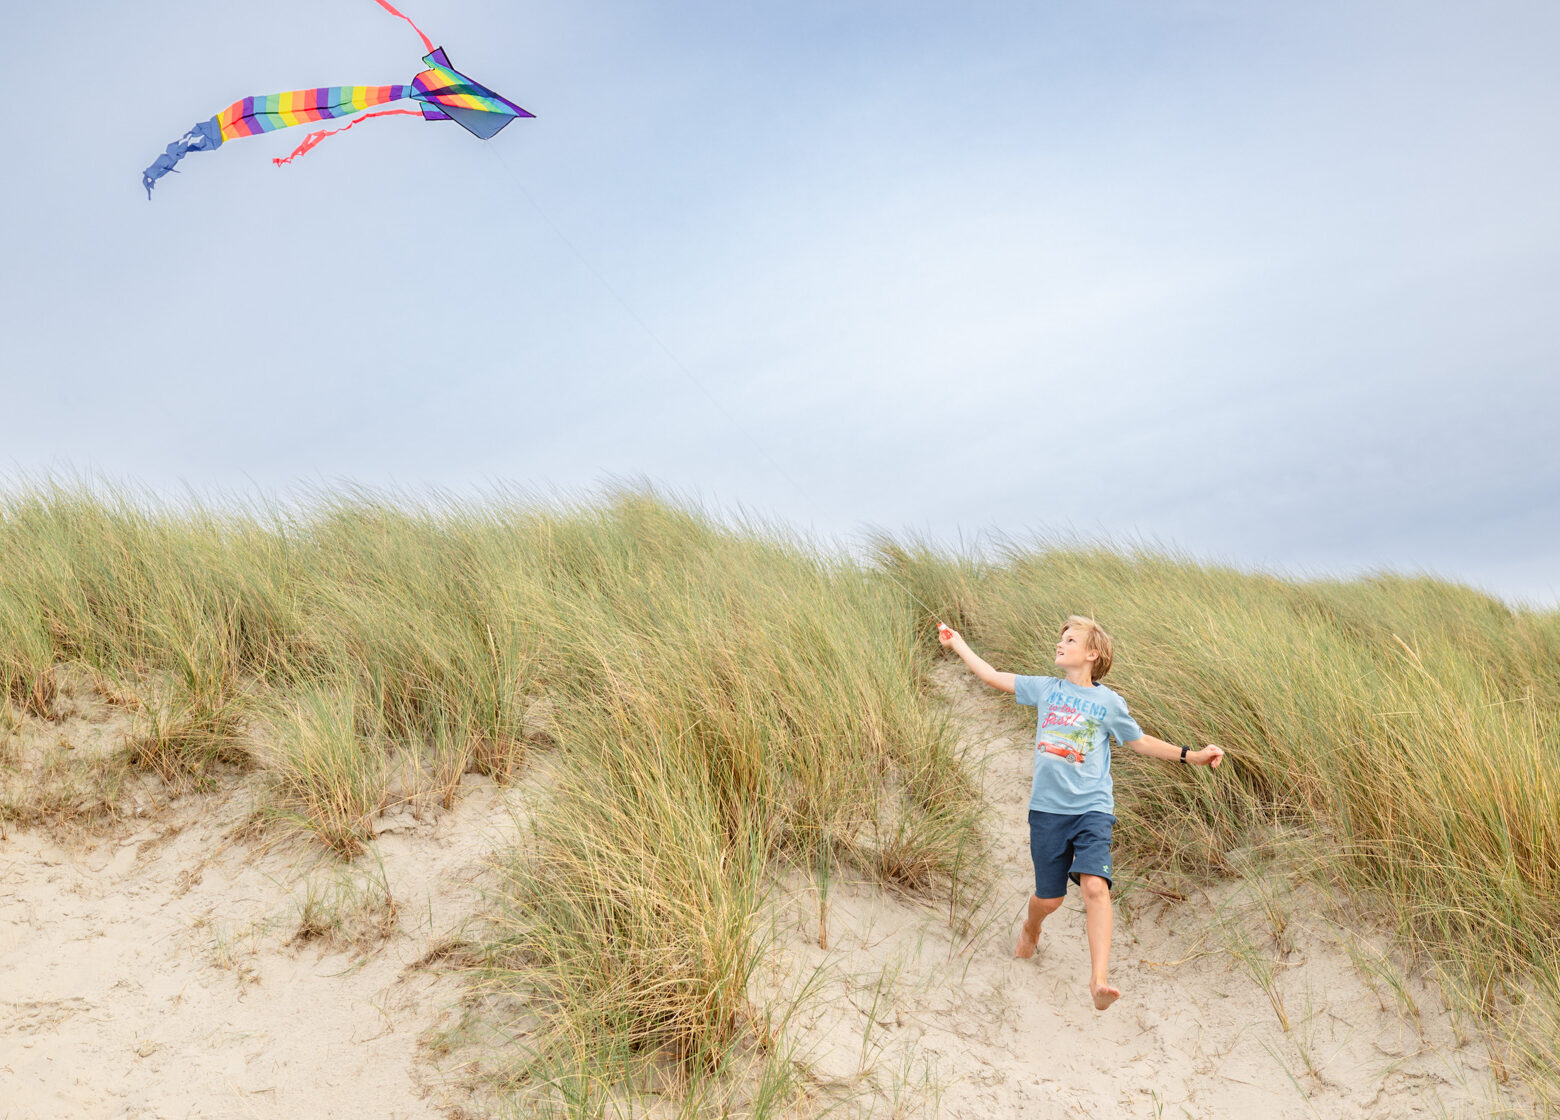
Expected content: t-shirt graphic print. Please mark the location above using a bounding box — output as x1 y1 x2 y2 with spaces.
1038 703 1102 764
1014 675 1143 817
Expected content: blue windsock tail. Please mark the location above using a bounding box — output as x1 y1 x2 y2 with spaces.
143 117 223 198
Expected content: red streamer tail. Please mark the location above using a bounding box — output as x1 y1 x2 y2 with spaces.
370 0 435 53
272 109 423 167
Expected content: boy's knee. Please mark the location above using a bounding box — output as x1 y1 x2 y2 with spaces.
1077 875 1110 903
1032 894 1065 916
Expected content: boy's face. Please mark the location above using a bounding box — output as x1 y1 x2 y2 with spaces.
1054 627 1098 676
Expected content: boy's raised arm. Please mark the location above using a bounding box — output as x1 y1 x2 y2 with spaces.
937 626 1017 694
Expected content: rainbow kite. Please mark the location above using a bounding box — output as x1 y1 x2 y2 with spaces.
142 1 532 197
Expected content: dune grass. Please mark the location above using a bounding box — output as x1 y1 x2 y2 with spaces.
0 484 1556 1111
0 484 983 1113
469 505 984 1111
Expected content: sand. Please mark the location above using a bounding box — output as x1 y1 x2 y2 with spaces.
0 667 1535 1118
1 775 521 1120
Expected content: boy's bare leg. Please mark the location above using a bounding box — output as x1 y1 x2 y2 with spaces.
1078 875 1119 1009
1015 894 1064 959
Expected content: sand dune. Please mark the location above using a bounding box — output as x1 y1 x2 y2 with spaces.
0 668 1532 1118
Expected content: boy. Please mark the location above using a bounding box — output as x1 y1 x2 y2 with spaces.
937 616 1225 1010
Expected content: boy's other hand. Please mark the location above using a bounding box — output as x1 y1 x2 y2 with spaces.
1195 745 1226 768
937 624 958 648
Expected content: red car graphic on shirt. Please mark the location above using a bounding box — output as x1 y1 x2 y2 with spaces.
1039 740 1086 764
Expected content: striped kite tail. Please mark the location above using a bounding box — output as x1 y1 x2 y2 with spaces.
215 86 417 139
143 85 416 197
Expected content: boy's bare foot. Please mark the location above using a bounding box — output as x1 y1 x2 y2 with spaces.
1014 924 1040 959
1091 982 1120 1011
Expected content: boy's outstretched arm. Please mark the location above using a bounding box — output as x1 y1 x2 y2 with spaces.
1125 734 1225 768
936 626 1017 694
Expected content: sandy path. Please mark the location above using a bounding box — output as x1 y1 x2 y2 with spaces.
756 666 1532 1118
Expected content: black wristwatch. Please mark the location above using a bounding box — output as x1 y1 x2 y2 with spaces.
1179 745 1190 764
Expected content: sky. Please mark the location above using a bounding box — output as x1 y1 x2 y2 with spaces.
3 1 1558 607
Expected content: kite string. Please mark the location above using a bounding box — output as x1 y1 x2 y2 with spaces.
272 109 422 167
370 0 435 54
481 143 951 627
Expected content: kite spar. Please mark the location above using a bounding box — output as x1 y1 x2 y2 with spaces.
142 1 532 197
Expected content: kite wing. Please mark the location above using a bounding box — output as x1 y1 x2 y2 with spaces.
409 48 534 139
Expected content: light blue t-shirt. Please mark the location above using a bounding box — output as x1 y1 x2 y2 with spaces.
1014 675 1143 817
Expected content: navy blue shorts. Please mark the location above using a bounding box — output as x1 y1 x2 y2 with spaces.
1028 810 1115 898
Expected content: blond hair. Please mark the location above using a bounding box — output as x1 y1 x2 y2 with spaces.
1061 615 1114 681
